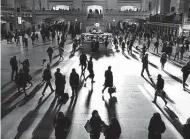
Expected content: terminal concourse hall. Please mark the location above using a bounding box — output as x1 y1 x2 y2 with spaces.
1 0 190 139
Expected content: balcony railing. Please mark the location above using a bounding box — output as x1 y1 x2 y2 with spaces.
149 13 183 24
35 10 86 16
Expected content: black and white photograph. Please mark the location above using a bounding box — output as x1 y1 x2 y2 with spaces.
1 0 190 139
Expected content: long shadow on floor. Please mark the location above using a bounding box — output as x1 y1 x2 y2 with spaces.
13 91 55 139
1 82 45 118
85 89 93 113
142 76 156 88
184 88 190 94
1 81 12 90
131 53 139 61
31 98 63 139
104 97 118 121
164 70 184 84
122 52 130 60
149 61 159 69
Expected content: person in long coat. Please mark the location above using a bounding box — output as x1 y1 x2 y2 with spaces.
105 117 121 139
148 113 166 139
102 66 113 94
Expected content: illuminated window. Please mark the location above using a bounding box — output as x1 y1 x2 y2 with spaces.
53 5 69 10
120 6 137 11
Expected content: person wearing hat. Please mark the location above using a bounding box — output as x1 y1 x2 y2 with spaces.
141 53 151 77
53 112 71 139
152 74 167 105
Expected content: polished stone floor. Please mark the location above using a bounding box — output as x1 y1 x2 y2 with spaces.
1 35 189 139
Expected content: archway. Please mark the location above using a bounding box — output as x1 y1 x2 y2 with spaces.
120 6 137 11
87 5 103 14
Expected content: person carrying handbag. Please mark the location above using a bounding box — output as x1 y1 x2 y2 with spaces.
89 110 106 139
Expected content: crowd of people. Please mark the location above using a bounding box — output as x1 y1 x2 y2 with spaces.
6 19 190 139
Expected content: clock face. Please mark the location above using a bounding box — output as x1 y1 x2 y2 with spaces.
95 23 100 28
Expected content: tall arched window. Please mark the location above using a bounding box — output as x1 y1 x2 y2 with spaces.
87 5 103 14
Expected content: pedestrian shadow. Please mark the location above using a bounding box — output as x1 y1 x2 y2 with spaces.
50 61 60 69
142 76 156 88
122 53 130 60
133 49 140 54
149 61 159 69
164 106 179 121
104 96 118 121
1 82 45 118
53 54 60 59
1 81 12 90
85 89 93 111
184 88 190 94
13 94 55 139
164 70 184 84
131 53 139 61
69 53 75 59
33 69 43 76
31 98 62 139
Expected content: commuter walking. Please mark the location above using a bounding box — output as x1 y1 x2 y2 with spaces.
160 52 167 70
69 68 79 97
47 46 54 63
89 110 106 139
183 118 190 139
181 62 190 89
148 113 166 139
105 117 121 139
42 64 54 95
53 112 71 139
10 56 18 81
141 53 151 77
154 41 159 54
84 57 95 86
152 74 167 105
79 52 87 77
102 66 113 94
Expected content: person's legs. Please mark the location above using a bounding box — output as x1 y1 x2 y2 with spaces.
47 80 54 91
11 68 15 81
153 90 158 102
141 67 145 76
146 67 151 76
42 81 48 95
183 74 189 88
71 86 75 96
102 86 107 93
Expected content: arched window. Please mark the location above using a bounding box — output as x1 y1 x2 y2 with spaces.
120 6 137 11
87 5 103 13
53 5 69 10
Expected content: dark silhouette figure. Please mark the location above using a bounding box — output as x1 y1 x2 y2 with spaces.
152 74 167 105
69 68 79 97
85 57 95 85
154 41 159 54
47 46 54 63
53 112 71 139
10 56 18 81
141 53 151 77
89 110 105 139
102 66 113 94
79 52 87 77
183 118 190 139
160 52 167 70
181 62 190 89
105 117 121 139
42 64 54 95
148 113 166 139
54 68 66 99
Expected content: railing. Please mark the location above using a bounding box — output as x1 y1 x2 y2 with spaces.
149 13 183 24
35 10 86 16
104 11 150 16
